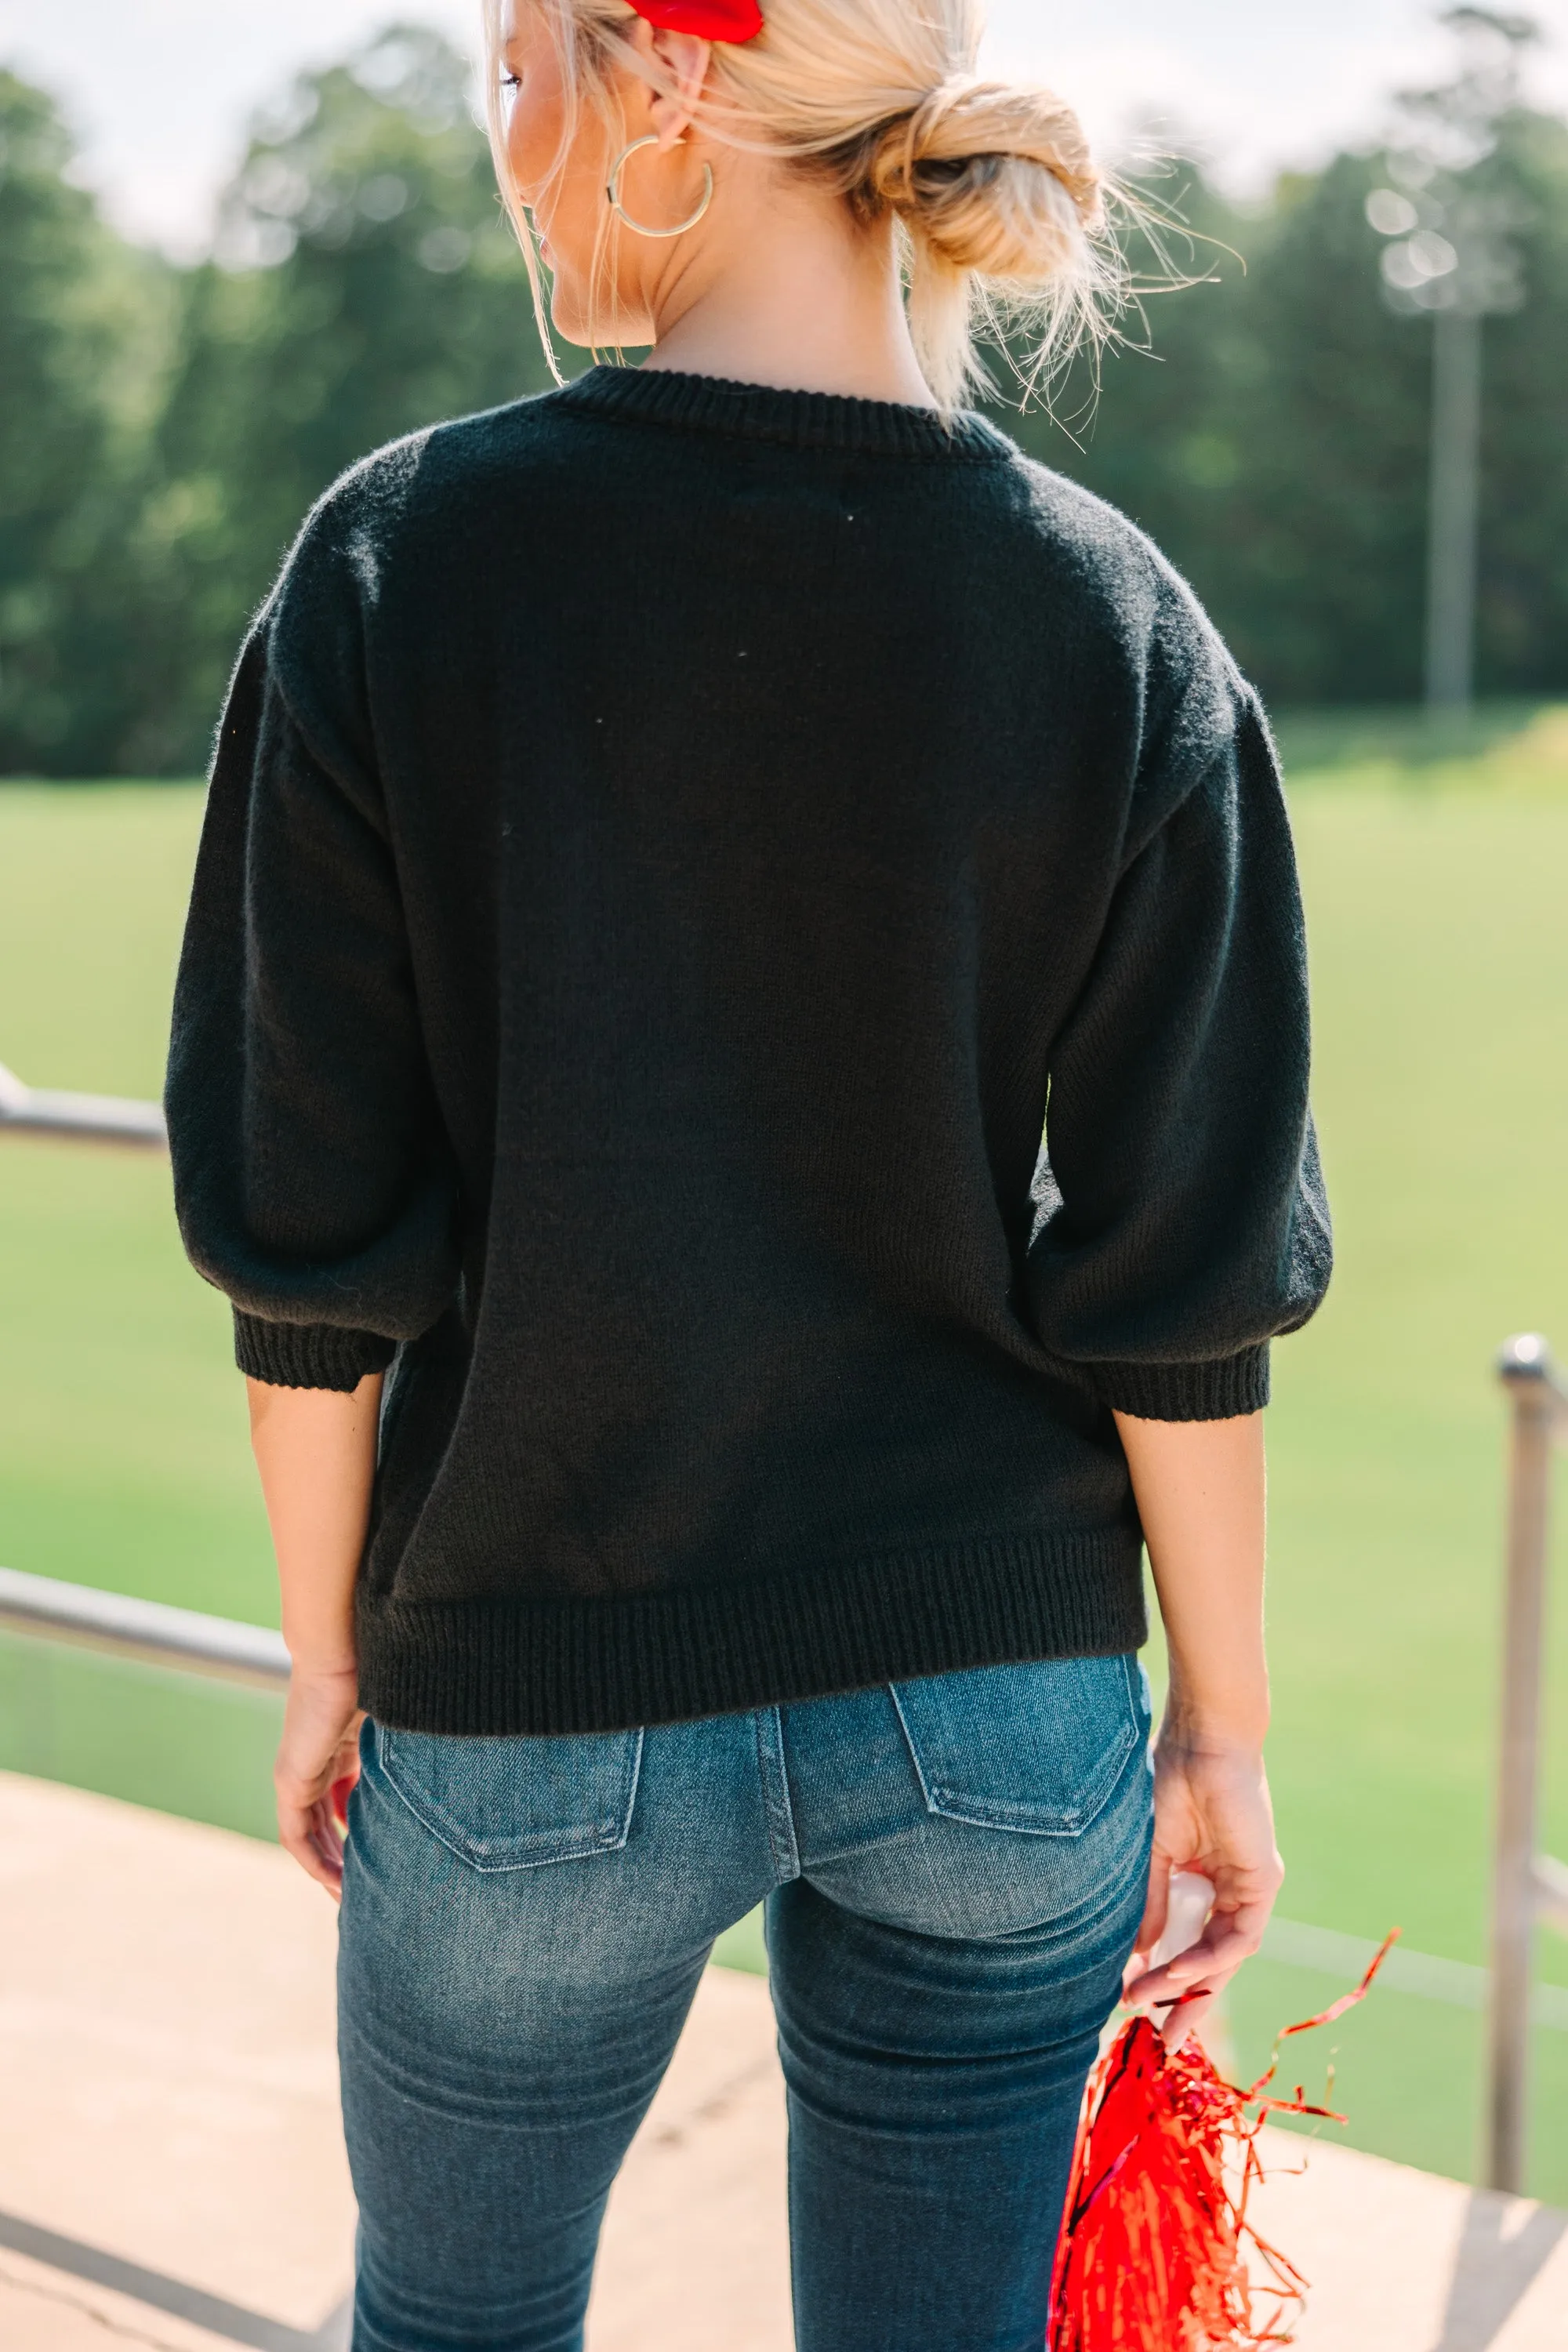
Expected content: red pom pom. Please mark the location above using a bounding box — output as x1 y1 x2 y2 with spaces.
1047 2016 1305 2350
1048 1933 1399 2350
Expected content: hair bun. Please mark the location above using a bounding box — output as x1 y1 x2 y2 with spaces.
485 0 1124 415
869 75 1103 280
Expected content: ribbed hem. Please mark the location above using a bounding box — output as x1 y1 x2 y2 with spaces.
356 1526 1146 1736
552 364 1013 463
234 1308 395 1391
1085 1345 1272 1421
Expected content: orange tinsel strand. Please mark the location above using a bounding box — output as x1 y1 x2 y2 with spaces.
1047 1930 1399 2351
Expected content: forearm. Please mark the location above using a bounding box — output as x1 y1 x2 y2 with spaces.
246 1372 383 1671
1115 1408 1280 2032
1113 1407 1269 1749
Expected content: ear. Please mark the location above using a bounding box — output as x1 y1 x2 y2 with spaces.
645 27 713 147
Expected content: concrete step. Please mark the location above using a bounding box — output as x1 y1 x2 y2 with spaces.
2 1769 1563 2350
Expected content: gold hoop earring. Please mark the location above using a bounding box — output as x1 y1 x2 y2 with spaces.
605 133 713 238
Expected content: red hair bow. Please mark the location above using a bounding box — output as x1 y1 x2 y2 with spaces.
626 0 764 39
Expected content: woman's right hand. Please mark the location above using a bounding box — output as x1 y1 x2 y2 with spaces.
275 1661 364 1900
248 1374 382 1899
1121 1732 1284 2050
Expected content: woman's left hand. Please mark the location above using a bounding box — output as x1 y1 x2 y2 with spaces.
1121 1732 1283 2051
275 1661 364 1900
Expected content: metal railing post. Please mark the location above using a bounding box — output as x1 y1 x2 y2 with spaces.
1486 1334 1568 2194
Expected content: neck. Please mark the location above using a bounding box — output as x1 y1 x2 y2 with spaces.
637 166 936 409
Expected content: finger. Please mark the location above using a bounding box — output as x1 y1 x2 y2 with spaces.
1162 1989 1214 2053
305 1825 345 1901
1124 1908 1269 2010
310 1794 347 1876
278 1800 345 1900
1126 1945 1239 2011
278 1766 347 1826
282 1822 341 1897
310 1842 345 1903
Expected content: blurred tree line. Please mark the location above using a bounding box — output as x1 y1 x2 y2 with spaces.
3 19 1567 775
1 25 551 775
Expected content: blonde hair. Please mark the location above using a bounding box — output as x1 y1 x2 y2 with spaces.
482 0 1120 414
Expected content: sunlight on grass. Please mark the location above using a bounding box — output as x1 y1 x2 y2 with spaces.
1274 698 1568 796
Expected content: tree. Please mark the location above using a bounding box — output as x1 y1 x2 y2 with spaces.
136 23 554 770
3 27 1566 773
0 74 175 773
1465 107 1568 688
1007 158 1433 702
1007 110 1568 707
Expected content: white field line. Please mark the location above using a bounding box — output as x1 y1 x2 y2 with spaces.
1263 1915 1568 2031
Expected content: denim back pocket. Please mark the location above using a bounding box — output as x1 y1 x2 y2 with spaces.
891 1655 1145 1838
375 1722 644 1872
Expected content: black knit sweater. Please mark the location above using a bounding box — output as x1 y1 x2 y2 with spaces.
167 364 1331 1736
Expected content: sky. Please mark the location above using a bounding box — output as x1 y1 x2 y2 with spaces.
3 0 1567 256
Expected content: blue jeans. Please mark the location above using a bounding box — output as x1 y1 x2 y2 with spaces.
338 1655 1153 2352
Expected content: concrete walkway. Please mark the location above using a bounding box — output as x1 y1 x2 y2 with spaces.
1 1768 1563 2352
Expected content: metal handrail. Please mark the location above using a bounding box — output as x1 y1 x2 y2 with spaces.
0 1566 289 1690
1486 1333 1568 2194
0 1073 270 1686
0 1058 166 1149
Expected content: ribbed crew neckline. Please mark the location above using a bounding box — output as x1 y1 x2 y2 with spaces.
552 362 1013 462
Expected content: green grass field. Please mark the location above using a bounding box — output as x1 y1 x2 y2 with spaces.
2 709 1566 2195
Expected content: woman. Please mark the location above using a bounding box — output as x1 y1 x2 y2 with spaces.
167 1 1331 2345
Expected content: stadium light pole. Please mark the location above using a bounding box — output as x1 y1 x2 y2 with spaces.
1425 291 1483 706
1366 7 1537 712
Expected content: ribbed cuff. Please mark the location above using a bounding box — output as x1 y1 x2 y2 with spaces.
234 1308 395 1391
1087 1344 1271 1421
